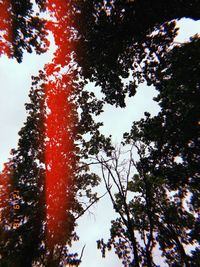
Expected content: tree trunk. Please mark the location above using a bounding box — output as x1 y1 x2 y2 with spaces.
146 249 153 267
127 225 140 267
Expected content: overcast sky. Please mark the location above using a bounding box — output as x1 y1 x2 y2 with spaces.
0 18 200 267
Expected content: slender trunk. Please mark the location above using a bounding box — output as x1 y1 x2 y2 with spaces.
141 174 154 267
173 233 189 267
127 223 140 267
115 180 140 266
146 249 153 267
165 224 189 267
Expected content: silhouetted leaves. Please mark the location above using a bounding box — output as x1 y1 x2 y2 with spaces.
74 0 200 106
0 1 199 266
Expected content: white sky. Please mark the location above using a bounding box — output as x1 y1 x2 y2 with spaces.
0 18 200 266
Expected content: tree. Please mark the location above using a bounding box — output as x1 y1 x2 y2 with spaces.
2 0 200 99
0 2 115 266
0 74 46 266
126 36 200 212
95 35 200 266
0 0 48 61
0 64 113 266
73 0 200 106
1 2 199 266
96 141 196 266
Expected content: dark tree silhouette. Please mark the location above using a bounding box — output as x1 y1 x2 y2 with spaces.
0 1 199 266
0 0 48 61
95 36 200 266
0 66 111 266
74 0 200 106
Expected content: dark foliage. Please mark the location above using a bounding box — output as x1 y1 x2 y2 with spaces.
0 1 199 266
0 66 111 266
73 0 200 107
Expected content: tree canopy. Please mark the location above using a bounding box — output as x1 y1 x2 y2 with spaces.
0 67 110 266
74 0 200 106
96 35 200 266
1 1 200 105
0 1 199 266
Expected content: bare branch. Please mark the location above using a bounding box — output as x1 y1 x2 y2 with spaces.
75 191 108 220
79 244 86 262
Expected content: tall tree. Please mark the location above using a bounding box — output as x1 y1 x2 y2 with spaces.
0 66 112 266
96 140 197 266
1 2 199 266
127 36 200 211
0 74 46 266
95 36 200 266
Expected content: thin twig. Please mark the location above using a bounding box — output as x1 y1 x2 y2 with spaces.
75 191 108 220
79 244 86 262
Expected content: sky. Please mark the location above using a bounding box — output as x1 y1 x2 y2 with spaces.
0 18 200 266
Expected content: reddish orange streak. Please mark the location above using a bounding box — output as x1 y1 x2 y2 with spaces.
45 1 75 250
0 0 12 57
0 0 12 225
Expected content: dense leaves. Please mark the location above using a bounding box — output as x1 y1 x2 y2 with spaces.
96 36 200 266
0 0 48 61
2 1 200 103
126 36 200 197
0 1 200 266
0 66 110 266
74 0 200 106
